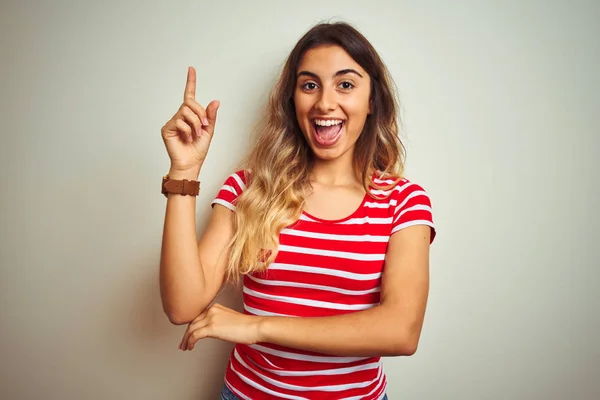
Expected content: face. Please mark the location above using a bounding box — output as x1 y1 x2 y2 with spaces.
294 45 371 162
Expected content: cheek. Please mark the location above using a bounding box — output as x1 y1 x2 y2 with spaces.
344 93 371 117
345 102 370 122
294 96 311 119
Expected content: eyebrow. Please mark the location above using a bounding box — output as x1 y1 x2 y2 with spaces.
296 69 364 79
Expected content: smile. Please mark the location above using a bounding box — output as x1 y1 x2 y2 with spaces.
311 119 345 146
314 119 344 127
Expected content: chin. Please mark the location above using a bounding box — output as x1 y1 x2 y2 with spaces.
307 138 353 162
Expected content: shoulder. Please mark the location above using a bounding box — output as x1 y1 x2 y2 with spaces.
211 170 250 211
392 179 432 207
370 173 431 204
371 173 436 241
226 170 249 190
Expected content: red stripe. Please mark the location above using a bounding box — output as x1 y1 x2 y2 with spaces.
290 219 394 236
280 231 389 254
253 270 381 291
244 342 378 368
245 277 381 305
244 295 364 317
274 252 385 275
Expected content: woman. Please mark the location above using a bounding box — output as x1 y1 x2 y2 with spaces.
160 21 436 400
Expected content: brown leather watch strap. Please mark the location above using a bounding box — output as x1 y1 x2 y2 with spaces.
161 175 200 197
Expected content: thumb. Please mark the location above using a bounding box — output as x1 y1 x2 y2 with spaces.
206 100 220 126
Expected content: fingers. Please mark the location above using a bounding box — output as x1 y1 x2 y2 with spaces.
174 119 193 143
178 304 226 351
184 99 209 127
179 321 198 350
205 100 220 126
180 309 209 350
179 325 194 350
180 322 208 351
164 67 220 146
184 66 196 101
187 328 207 351
182 67 219 134
180 106 202 139
173 98 209 143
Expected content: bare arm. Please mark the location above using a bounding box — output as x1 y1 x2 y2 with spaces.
181 224 432 356
159 67 230 325
159 171 234 325
256 224 431 356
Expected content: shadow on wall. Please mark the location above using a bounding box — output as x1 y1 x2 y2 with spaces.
105 248 244 400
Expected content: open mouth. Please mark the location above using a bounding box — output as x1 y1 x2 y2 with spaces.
312 119 345 146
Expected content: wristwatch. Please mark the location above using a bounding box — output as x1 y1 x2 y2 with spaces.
161 175 200 198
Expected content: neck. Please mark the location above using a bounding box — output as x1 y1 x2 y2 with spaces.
310 149 359 187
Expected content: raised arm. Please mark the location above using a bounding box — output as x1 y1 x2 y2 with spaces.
158 67 228 325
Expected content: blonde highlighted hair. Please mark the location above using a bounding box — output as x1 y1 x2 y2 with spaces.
224 21 406 283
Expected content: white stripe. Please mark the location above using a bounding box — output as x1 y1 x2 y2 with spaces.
224 380 252 400
244 286 378 311
299 214 318 222
269 263 382 281
339 365 385 400
393 204 432 224
280 228 389 243
377 381 388 400
232 173 246 191
373 178 400 185
222 185 238 195
338 216 393 225
230 362 308 399
250 344 370 364
246 356 381 377
247 274 380 296
393 190 428 216
278 244 385 261
256 352 285 370
211 199 235 211
391 220 435 235
370 184 408 196
363 201 391 209
244 304 296 317
235 349 380 392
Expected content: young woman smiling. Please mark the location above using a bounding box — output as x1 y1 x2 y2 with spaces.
159 21 436 400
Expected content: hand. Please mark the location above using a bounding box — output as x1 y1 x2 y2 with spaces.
161 66 220 174
179 304 263 351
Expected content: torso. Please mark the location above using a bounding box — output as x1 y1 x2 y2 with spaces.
212 170 435 400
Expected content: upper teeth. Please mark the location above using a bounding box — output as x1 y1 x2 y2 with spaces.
314 119 343 126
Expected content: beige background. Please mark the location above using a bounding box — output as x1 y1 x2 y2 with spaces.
1 0 598 399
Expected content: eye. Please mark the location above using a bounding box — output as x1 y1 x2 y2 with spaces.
301 82 318 91
339 81 355 90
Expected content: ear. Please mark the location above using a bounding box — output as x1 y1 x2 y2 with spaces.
368 99 373 115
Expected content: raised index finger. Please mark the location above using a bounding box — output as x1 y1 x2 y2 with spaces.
184 66 196 101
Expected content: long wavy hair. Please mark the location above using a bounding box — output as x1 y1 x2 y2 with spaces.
224 21 406 283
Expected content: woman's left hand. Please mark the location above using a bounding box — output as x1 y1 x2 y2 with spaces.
179 303 263 351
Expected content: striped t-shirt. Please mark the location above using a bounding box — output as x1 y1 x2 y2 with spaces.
211 170 436 400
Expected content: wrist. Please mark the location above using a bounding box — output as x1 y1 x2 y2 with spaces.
255 316 269 343
167 167 201 180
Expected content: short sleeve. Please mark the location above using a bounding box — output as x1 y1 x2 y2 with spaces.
210 170 248 212
390 181 436 243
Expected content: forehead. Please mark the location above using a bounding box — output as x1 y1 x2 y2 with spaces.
297 45 367 76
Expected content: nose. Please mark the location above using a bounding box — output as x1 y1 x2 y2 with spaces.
314 87 337 113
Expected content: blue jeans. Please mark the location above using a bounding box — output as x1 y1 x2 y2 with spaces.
219 384 239 400
220 384 388 399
